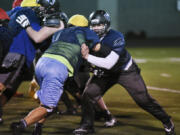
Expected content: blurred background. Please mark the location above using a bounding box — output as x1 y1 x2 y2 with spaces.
1 0 180 42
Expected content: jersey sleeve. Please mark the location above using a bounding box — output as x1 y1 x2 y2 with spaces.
105 31 125 55
84 28 100 49
74 30 86 45
113 36 125 54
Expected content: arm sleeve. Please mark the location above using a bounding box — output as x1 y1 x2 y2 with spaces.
87 51 119 69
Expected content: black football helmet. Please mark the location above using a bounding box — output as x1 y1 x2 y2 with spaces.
89 10 111 36
35 0 60 21
37 0 60 10
43 11 68 28
59 12 69 28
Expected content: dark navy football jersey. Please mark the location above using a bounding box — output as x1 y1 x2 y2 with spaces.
100 29 131 72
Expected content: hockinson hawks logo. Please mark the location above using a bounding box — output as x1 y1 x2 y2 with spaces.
46 0 56 5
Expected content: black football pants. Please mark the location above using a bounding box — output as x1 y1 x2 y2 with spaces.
81 62 171 127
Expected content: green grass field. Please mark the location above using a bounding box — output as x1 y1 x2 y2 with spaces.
0 47 180 135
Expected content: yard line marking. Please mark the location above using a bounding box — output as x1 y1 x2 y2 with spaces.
169 57 180 62
160 73 171 78
134 58 147 63
134 57 180 63
147 86 180 94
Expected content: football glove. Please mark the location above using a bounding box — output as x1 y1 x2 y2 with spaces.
16 14 30 29
90 67 104 78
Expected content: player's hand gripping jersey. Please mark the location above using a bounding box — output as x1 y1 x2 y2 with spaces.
45 26 100 75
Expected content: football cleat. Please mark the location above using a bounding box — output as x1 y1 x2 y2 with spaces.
32 123 43 135
73 125 95 135
10 122 24 135
104 117 117 127
0 117 3 124
164 119 176 135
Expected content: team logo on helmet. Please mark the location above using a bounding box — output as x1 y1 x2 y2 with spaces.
47 0 56 6
104 12 110 22
37 0 56 7
91 19 100 25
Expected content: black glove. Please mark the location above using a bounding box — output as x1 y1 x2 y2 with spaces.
90 67 104 78
16 14 30 29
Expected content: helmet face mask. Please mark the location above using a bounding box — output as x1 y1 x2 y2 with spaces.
33 6 46 20
89 10 111 37
90 23 106 37
34 0 60 21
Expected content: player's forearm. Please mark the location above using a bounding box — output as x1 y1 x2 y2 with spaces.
87 51 119 69
26 21 64 43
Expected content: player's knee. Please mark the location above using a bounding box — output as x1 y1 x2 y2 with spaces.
84 90 97 102
83 91 100 105
40 105 57 117
84 84 100 99
84 88 92 97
